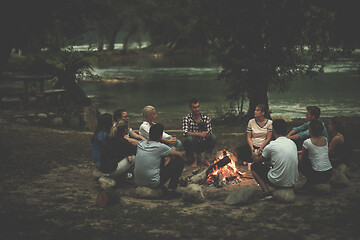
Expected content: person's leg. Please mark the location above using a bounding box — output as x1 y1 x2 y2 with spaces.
298 158 318 185
108 157 134 179
174 139 182 151
160 156 185 190
251 161 271 194
203 134 217 165
183 135 195 159
235 144 253 164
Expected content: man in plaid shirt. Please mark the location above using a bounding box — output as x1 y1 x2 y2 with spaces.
183 98 217 167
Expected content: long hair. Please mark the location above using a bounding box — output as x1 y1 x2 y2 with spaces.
91 113 112 143
109 119 129 139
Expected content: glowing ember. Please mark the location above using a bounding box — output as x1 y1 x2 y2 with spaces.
206 150 245 184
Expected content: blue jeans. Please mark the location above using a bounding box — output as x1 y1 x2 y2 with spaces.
183 135 217 158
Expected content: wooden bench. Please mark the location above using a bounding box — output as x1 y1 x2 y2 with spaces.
35 89 67 108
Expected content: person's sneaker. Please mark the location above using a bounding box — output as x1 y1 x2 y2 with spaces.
259 192 273 201
126 172 133 179
164 190 182 200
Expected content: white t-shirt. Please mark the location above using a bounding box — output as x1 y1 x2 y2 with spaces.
139 121 171 139
247 118 273 147
303 138 332 172
262 136 299 187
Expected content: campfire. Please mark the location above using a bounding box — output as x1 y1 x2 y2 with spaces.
186 150 246 187
205 150 244 185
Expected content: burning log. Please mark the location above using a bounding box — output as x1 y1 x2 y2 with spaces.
206 155 231 176
188 149 249 185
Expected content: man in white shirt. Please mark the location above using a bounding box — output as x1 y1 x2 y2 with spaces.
251 119 299 199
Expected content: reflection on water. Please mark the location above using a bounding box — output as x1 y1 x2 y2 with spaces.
80 55 360 122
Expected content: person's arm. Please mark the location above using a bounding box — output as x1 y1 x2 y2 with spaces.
287 133 299 140
186 131 208 138
124 136 140 146
247 131 254 152
161 137 177 145
287 129 296 137
252 152 266 164
129 130 146 141
287 122 309 139
328 135 343 153
169 148 182 158
260 130 272 151
299 146 307 162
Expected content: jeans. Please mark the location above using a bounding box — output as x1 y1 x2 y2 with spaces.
183 134 217 159
160 156 185 190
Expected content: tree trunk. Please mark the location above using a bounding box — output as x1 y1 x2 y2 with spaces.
107 29 117 51
122 29 136 54
246 67 270 118
97 31 104 52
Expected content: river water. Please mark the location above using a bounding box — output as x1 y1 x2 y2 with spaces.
80 55 360 123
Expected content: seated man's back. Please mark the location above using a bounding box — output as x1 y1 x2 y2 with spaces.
263 136 298 187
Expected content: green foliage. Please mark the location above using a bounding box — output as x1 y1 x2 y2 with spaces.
202 0 335 116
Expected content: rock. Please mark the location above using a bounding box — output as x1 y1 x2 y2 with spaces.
136 186 163 199
225 186 259 206
37 113 47 118
182 184 205 203
98 176 116 189
83 104 99 131
331 168 350 188
50 117 64 126
308 183 332 195
271 188 296 203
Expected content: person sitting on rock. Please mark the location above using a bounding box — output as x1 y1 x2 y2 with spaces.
328 117 347 168
100 119 137 181
287 106 328 150
251 119 299 199
299 119 333 186
182 98 217 167
113 109 146 146
139 105 181 150
134 123 184 199
236 104 272 166
91 113 113 169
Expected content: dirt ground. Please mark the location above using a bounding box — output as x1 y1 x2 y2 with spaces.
0 112 360 239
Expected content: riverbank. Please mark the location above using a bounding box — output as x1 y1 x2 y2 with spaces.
0 113 359 239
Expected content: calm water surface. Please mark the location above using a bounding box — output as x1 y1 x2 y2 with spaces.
80 55 360 123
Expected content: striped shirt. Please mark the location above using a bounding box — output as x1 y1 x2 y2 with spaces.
247 118 273 147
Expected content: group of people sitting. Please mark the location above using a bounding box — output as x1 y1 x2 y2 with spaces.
241 105 346 199
91 98 216 199
91 98 347 200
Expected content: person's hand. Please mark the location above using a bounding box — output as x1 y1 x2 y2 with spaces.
251 151 258 160
199 132 208 138
168 137 177 145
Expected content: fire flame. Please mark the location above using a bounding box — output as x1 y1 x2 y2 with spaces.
206 150 245 184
